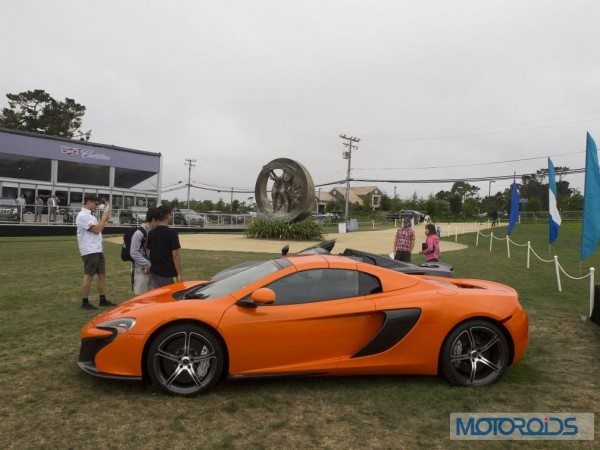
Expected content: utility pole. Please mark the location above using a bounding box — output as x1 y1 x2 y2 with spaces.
184 158 196 210
339 134 360 222
393 186 397 212
230 187 234 212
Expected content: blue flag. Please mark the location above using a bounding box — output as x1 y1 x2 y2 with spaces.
580 132 600 260
548 157 561 244
507 174 519 236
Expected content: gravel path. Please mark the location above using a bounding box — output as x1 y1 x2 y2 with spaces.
165 222 492 255
107 222 493 255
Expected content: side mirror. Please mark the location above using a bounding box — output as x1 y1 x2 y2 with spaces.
251 288 276 305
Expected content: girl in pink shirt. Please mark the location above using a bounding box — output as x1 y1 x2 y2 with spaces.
420 224 440 262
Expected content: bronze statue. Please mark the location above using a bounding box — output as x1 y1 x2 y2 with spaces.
255 158 315 222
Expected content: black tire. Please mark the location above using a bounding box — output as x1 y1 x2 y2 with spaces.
441 319 509 387
146 323 225 396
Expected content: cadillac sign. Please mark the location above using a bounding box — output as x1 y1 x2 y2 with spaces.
60 146 112 161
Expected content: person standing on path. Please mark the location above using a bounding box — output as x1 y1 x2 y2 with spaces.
393 217 415 262
420 223 441 262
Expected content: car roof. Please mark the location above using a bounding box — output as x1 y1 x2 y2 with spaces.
285 254 420 290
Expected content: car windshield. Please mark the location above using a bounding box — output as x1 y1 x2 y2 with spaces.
179 209 199 216
0 198 17 205
185 259 291 299
69 202 83 209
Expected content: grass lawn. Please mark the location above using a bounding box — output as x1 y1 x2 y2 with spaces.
0 223 598 449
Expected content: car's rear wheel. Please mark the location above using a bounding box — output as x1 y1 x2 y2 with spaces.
441 319 509 387
146 323 225 396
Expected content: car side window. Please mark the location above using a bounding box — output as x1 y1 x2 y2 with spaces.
359 272 383 295
267 269 359 305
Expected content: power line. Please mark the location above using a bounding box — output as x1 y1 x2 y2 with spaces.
352 167 586 184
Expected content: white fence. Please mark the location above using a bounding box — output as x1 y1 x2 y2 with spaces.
0 203 249 229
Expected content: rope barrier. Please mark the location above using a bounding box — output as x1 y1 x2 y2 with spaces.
474 229 595 317
557 261 591 280
528 245 555 263
507 238 528 247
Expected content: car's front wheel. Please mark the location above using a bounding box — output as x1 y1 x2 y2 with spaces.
441 319 509 387
146 323 225 396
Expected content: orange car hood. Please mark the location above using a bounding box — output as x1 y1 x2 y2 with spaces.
90 281 206 325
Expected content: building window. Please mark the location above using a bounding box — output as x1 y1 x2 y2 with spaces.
372 195 381 208
0 152 51 181
114 167 157 189
57 161 109 186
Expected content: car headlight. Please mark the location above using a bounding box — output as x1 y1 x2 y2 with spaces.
12 208 17 214
97 318 136 335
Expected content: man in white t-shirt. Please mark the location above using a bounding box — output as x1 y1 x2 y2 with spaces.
76 194 115 310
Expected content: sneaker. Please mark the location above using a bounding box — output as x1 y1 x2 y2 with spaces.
99 299 117 307
81 302 98 310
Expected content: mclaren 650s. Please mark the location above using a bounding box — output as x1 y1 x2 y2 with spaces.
79 254 528 396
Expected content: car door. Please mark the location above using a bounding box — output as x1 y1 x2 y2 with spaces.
219 267 381 376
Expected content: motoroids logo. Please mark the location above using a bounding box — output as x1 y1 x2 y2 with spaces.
450 413 594 440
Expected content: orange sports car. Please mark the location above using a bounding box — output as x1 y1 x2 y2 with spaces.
78 254 528 396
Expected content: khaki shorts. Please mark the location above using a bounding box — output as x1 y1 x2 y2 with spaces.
82 253 106 276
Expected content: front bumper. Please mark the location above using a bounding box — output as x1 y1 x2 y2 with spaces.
77 361 142 381
78 328 146 380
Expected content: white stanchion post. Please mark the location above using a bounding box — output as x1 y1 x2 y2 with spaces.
455 226 458 242
489 232 494 252
506 236 510 258
372 220 375 230
394 219 397 228
554 256 562 292
526 241 531 269
590 267 596 317
476 230 479 247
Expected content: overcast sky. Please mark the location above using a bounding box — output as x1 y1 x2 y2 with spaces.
2 0 600 202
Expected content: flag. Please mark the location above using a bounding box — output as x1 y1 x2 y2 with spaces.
507 174 519 236
580 132 600 260
548 157 562 244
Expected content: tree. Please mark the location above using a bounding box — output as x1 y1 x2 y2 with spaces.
450 181 480 202
379 193 392 211
0 89 91 140
449 194 462 215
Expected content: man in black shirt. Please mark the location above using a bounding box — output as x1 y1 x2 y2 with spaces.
147 205 183 289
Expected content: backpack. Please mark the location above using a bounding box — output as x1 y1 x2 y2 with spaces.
121 226 147 262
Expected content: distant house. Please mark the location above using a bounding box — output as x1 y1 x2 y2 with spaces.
315 186 383 212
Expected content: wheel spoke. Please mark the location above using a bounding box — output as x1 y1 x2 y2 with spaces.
451 354 471 361
183 332 192 354
468 360 478 384
479 337 500 353
164 365 185 388
156 349 179 363
478 356 501 373
186 366 204 387
466 328 477 350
